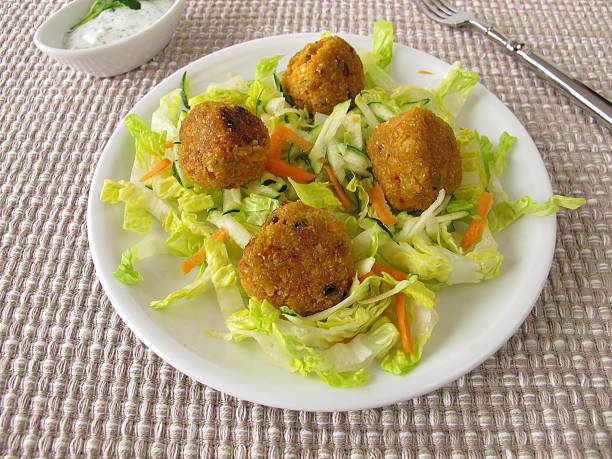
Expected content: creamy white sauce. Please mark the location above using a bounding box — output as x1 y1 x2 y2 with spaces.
64 0 174 49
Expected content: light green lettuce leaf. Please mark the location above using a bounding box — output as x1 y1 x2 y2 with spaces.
151 88 182 140
465 226 504 280
101 179 173 234
391 85 435 111
432 62 478 123
189 75 250 108
346 175 373 220
254 55 284 82
360 51 398 91
309 99 351 172
113 235 173 285
372 19 394 69
177 189 215 213
288 178 341 209
481 131 516 181
454 128 487 202
152 176 184 200
204 238 244 317
381 296 439 375
124 114 166 173
224 298 398 387
241 194 279 226
150 264 213 310
489 195 586 233
123 203 153 234
352 226 379 260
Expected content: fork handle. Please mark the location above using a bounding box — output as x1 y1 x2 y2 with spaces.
469 20 612 130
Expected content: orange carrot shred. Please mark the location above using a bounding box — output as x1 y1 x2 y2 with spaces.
367 184 396 225
266 159 315 183
181 228 228 275
268 128 283 161
181 244 207 275
418 70 433 75
371 263 408 281
165 140 174 148
460 191 494 251
358 264 408 283
211 227 229 243
323 165 351 209
358 271 376 283
395 293 413 355
275 125 313 152
268 125 313 162
138 158 172 183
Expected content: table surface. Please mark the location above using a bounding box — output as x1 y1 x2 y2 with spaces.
1 0 610 457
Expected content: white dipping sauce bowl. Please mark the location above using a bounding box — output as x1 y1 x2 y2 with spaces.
34 0 185 77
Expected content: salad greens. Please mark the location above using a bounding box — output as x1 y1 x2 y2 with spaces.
70 0 143 31
100 20 585 387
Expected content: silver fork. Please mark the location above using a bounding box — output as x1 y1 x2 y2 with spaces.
416 0 612 130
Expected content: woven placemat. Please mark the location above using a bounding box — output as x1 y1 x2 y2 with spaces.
1 0 610 456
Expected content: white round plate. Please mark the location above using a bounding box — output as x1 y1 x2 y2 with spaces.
87 33 556 411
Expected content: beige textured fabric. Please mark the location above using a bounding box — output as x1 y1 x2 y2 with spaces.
1 0 610 457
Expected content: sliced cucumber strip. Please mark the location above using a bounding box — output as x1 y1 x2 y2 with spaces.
327 142 346 184
208 211 252 248
172 161 194 189
181 72 192 110
368 102 397 121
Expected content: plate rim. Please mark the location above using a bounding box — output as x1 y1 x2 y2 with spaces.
87 32 557 411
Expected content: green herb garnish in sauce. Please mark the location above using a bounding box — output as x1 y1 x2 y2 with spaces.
70 0 143 31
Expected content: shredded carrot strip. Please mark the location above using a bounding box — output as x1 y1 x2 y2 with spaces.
268 125 313 162
395 293 413 355
266 159 315 183
180 245 206 275
358 271 375 283
418 70 433 75
371 263 408 281
367 184 396 226
275 125 313 152
268 128 283 161
165 140 174 148
358 264 408 283
138 158 172 182
323 165 351 209
460 191 494 251
180 228 229 275
211 227 229 243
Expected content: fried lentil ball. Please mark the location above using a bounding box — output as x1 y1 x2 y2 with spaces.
366 106 461 212
239 201 355 316
281 36 365 115
178 101 269 189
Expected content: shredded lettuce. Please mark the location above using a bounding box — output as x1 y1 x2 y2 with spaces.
150 264 213 310
372 19 394 69
101 21 586 388
124 114 166 174
288 178 341 209
432 62 479 124
113 235 171 285
489 195 586 233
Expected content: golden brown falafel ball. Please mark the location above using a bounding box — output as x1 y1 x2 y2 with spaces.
239 201 355 316
178 101 269 189
367 106 461 212
282 36 365 115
